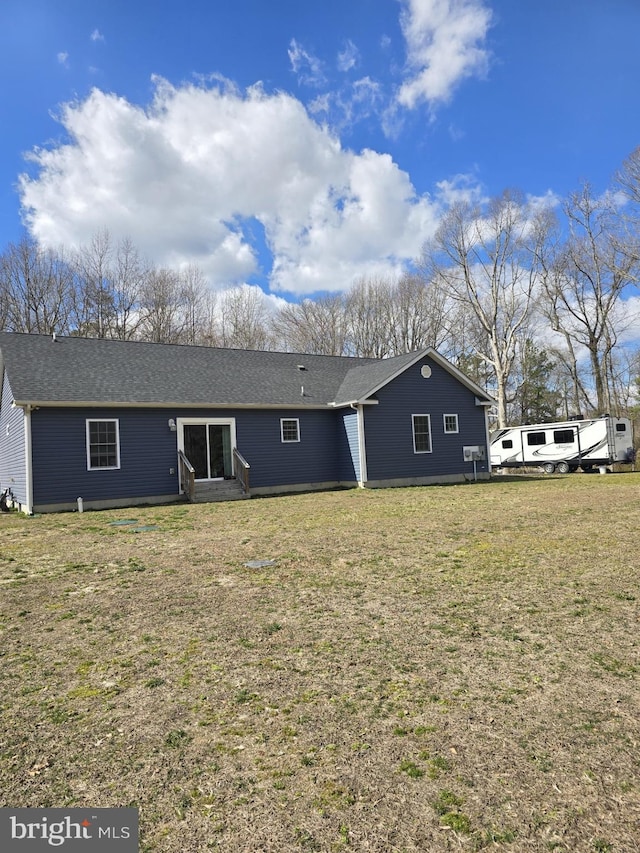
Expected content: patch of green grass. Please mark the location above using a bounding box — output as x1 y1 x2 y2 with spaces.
399 759 424 779
164 729 192 749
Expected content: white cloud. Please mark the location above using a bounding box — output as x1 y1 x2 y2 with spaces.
308 77 383 130
90 29 105 43
397 0 493 109
337 39 360 72
288 39 326 88
19 79 442 296
434 173 485 206
57 52 69 68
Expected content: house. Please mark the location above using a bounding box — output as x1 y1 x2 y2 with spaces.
0 332 494 514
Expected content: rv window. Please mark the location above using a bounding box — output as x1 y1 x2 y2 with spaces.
553 429 575 444
616 423 627 432
526 432 546 446
502 439 513 449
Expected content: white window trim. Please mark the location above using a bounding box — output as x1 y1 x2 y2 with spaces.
86 418 121 471
412 414 432 454
443 413 459 434
280 418 300 443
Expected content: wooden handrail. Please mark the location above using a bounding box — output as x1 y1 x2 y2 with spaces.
233 447 251 495
178 449 196 502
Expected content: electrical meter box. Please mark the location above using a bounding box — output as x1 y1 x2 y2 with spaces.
463 445 486 462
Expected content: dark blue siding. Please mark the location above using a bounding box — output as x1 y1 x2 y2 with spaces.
30 406 345 505
0 372 27 503
364 356 489 481
235 409 340 488
32 408 181 504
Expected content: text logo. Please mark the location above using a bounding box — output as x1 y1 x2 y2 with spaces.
1 809 138 851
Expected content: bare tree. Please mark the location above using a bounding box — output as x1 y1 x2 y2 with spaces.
218 285 273 350
386 272 454 355
0 235 73 334
423 190 552 426
616 146 640 207
70 230 117 338
137 266 185 343
111 237 147 340
345 275 393 358
272 293 349 355
179 264 209 345
539 184 638 414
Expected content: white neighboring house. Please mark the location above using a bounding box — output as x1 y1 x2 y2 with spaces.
490 415 634 474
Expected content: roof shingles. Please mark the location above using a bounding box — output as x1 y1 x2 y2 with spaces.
0 333 384 408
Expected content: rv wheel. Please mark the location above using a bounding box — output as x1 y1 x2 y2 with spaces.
543 462 556 474
556 461 570 474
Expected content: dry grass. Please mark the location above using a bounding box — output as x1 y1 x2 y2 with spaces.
1 474 639 852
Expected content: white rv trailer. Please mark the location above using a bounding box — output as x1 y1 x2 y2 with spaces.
490 415 634 473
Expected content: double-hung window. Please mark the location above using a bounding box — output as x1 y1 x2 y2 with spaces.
86 419 120 470
443 414 459 434
412 414 432 453
280 418 300 443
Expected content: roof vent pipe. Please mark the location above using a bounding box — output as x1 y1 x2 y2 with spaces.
52 332 57 342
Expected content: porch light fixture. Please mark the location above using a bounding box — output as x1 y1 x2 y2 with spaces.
168 418 177 432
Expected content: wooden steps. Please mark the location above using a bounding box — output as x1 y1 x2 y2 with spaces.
191 479 249 503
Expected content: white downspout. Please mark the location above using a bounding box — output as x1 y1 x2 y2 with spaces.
24 405 34 515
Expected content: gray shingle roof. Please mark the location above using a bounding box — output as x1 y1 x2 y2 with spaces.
0 332 392 408
0 332 493 410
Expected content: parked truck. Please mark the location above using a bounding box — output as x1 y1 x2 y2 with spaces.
490 415 634 474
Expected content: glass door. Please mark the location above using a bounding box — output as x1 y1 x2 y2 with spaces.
208 424 233 479
183 423 233 480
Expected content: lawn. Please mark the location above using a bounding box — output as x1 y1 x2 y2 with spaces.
0 475 638 852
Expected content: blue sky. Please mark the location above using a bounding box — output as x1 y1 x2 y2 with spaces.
2 0 640 299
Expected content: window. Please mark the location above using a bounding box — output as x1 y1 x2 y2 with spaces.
443 414 459 434
616 422 627 433
553 429 575 444
526 431 546 446
86 419 120 470
502 439 513 449
412 414 432 453
280 418 300 443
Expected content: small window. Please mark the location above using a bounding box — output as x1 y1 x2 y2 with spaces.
616 422 627 432
86 419 120 470
502 439 513 449
412 414 432 453
554 429 575 444
280 418 300 443
526 431 546 446
443 414 459 434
